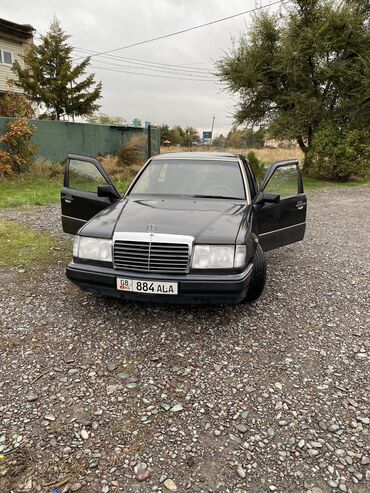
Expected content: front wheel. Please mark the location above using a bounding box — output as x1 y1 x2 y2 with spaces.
244 243 266 302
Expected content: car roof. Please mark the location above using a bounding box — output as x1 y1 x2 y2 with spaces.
151 151 240 161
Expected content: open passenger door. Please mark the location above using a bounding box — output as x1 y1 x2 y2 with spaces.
253 160 307 251
61 154 121 234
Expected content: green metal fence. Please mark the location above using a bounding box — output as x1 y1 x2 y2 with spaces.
0 118 160 163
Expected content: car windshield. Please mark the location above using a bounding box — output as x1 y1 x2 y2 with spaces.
130 159 246 199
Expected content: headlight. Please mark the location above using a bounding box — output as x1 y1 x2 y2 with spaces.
73 236 112 262
192 245 246 269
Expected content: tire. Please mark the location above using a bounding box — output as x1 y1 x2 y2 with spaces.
245 243 266 302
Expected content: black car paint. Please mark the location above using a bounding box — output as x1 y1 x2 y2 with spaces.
66 261 254 305
61 154 120 234
253 160 306 251
80 195 251 245
61 152 307 303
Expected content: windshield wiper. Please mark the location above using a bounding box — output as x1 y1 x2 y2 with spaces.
192 194 243 200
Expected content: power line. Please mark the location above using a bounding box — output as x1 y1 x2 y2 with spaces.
35 33 215 72
89 64 218 82
78 55 215 77
73 48 214 74
176 60 214 67
73 0 285 60
89 59 215 77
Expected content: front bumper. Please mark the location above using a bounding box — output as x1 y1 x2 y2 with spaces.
66 262 253 304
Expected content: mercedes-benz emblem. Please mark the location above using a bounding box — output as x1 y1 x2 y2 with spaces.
147 224 156 234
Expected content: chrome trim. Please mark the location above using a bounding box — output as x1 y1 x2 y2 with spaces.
258 222 306 237
113 232 194 273
62 214 87 223
237 157 251 205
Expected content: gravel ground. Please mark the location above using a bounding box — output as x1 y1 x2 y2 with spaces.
0 187 369 493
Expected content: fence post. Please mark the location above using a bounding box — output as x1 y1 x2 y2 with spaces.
147 124 152 159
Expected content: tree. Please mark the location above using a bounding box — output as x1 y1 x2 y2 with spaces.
157 124 202 146
159 124 172 143
212 134 226 148
87 113 126 125
226 126 265 148
170 125 185 145
12 17 102 120
184 126 200 146
217 0 370 172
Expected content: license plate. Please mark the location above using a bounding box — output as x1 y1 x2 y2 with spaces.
116 278 178 295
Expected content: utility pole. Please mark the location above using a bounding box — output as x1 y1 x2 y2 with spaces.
211 115 215 142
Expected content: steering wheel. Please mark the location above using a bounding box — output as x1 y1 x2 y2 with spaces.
206 184 233 196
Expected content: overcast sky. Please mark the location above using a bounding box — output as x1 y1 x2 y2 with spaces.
4 1 281 136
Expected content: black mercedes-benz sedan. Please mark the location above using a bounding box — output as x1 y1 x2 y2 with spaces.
61 152 307 304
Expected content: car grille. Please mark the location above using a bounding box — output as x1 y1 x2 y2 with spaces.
113 240 190 273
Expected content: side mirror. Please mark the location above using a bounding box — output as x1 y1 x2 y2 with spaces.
254 191 280 205
98 184 119 199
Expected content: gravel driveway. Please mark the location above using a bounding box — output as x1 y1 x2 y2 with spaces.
0 187 369 493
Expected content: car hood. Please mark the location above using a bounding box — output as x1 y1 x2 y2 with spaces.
80 195 250 244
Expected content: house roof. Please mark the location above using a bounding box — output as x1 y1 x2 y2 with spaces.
0 18 35 40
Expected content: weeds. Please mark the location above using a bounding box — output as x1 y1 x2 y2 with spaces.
118 135 146 166
26 158 64 179
100 154 143 194
161 145 304 165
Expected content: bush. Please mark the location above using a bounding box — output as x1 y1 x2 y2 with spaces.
0 151 13 176
0 118 37 176
246 151 266 181
306 124 370 181
100 155 143 184
26 158 64 179
117 135 145 166
0 91 34 118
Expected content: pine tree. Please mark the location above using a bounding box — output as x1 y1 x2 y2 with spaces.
12 17 102 120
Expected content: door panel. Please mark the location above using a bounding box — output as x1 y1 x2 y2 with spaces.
61 154 120 234
254 160 307 251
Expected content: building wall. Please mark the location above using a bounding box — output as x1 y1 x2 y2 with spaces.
0 36 27 93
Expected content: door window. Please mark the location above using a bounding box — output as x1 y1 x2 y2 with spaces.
69 159 108 193
264 164 299 198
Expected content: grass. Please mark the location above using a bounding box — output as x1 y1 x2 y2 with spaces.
264 167 370 195
0 176 62 208
0 175 132 208
0 157 134 208
302 176 370 190
0 219 70 267
0 152 368 209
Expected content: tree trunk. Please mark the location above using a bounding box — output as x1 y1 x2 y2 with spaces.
296 135 307 153
307 124 314 147
296 134 313 174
